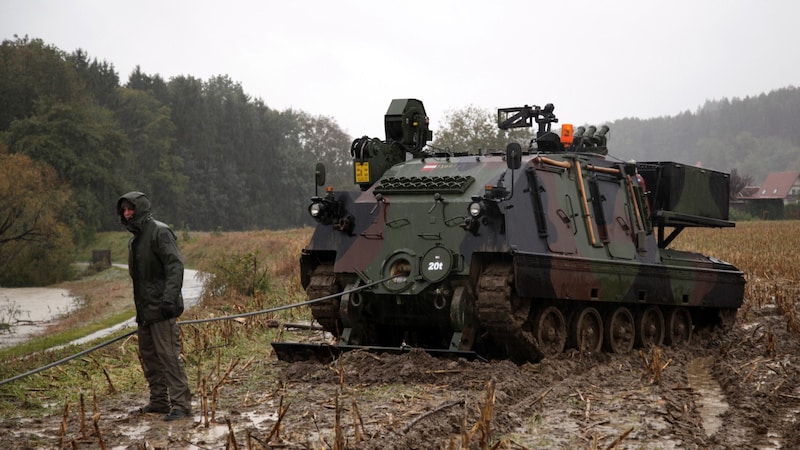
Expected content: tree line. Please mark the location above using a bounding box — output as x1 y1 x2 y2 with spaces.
609 87 800 183
0 36 352 285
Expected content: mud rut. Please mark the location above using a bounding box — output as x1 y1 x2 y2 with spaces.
3 304 800 449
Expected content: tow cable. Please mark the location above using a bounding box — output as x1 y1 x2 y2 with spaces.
0 275 394 387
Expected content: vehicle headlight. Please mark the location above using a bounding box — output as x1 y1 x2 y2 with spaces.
468 202 484 218
309 202 323 218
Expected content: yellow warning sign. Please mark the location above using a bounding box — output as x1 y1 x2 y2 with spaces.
355 162 370 183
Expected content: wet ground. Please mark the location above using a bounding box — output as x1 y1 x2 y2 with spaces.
3 302 800 449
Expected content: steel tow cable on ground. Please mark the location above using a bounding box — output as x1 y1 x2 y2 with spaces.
0 275 394 387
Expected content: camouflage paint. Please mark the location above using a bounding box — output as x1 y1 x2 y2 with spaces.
295 99 745 361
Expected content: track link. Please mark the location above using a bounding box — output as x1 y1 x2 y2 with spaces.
306 264 341 336
476 262 544 362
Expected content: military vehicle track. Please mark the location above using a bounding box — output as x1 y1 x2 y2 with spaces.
476 263 545 362
306 265 341 335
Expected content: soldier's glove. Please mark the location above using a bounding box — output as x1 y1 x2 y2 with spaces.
160 301 177 319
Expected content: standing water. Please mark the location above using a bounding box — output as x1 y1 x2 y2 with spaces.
0 288 77 348
687 356 729 437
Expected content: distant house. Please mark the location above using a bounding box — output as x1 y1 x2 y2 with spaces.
738 186 761 198
735 170 800 219
753 171 800 203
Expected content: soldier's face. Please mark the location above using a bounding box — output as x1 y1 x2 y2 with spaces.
122 205 135 221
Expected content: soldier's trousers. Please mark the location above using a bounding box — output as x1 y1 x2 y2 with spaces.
137 319 192 413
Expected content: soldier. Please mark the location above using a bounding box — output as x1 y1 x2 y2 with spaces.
117 191 192 421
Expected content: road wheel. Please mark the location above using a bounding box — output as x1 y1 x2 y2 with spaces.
666 307 693 345
534 306 567 357
604 306 635 353
570 307 603 353
635 306 665 348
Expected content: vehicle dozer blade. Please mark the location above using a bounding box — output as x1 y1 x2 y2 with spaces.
271 342 485 363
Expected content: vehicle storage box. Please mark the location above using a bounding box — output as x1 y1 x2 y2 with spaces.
637 162 730 221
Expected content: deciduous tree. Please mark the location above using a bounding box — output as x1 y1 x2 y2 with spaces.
0 149 76 286
433 105 533 153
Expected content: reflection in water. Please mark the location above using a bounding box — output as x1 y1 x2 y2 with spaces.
687 356 729 437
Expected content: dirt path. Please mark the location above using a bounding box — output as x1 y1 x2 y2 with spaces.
2 302 799 449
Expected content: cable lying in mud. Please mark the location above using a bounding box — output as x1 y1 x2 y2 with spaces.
0 275 395 387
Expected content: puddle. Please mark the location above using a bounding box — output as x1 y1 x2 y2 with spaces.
242 409 279 424
116 423 148 442
193 422 230 442
0 288 78 348
188 411 278 445
687 356 729 437
108 408 281 449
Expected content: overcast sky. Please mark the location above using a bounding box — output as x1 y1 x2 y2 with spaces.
2 0 798 138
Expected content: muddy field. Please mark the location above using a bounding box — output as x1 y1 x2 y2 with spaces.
2 302 799 450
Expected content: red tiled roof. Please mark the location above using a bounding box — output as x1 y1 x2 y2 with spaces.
751 171 800 199
737 186 760 198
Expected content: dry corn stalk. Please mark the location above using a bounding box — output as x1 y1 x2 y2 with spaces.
91 412 107 450
640 346 672 385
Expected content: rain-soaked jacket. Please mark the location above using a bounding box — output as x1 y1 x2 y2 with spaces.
117 191 184 325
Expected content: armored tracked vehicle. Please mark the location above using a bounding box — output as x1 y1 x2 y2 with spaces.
273 99 745 362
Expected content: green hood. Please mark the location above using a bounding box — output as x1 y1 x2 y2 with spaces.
117 191 152 234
